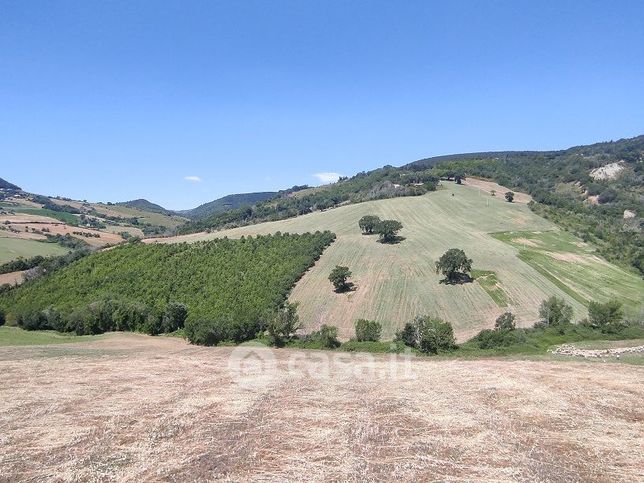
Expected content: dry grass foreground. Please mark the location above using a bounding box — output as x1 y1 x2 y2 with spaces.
1 333 642 481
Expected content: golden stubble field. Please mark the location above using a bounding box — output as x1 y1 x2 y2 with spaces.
0 333 642 481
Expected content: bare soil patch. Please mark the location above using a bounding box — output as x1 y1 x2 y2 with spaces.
1 334 642 481
0 270 26 286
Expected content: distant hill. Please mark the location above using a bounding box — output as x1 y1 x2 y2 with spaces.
180 192 278 219
117 199 170 215
0 177 21 191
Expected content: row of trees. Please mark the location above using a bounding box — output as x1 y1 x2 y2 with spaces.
472 296 631 349
17 300 188 336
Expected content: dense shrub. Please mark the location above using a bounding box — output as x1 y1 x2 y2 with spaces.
494 312 516 331
142 311 165 336
112 301 150 332
42 307 64 332
472 328 523 349
354 319 382 342
0 308 5 326
587 299 624 333
184 317 232 346
68 306 101 335
305 324 340 349
162 302 189 333
17 310 50 331
396 315 456 354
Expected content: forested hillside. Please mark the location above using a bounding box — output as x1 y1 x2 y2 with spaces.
180 191 279 219
177 168 440 233
0 232 335 341
117 199 170 215
406 136 644 274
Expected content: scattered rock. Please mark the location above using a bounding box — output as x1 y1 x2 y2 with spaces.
549 344 644 359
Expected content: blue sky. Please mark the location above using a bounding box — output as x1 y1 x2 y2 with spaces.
1 0 643 210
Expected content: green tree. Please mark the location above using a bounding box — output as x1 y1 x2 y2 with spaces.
0 308 5 326
504 191 514 202
375 219 403 243
435 248 473 283
538 296 573 327
494 312 516 330
308 324 340 348
329 265 352 292
358 215 381 235
354 319 382 342
396 315 455 354
184 317 231 346
588 300 624 332
162 302 188 332
267 302 300 346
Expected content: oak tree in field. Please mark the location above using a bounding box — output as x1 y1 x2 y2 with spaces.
435 248 473 284
358 215 381 235
329 265 352 292
504 191 514 202
375 219 403 243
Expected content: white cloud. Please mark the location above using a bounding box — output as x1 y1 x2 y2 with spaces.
184 176 202 182
313 172 342 184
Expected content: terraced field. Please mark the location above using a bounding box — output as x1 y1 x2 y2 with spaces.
154 182 643 340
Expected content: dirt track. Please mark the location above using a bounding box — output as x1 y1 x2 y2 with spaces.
1 333 642 481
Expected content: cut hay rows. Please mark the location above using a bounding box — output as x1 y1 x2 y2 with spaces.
153 183 643 340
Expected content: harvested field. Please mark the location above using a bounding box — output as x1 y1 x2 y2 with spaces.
0 333 642 481
462 177 532 203
0 214 123 247
149 183 643 340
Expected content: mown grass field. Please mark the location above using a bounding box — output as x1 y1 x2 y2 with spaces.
154 182 644 341
0 237 69 264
